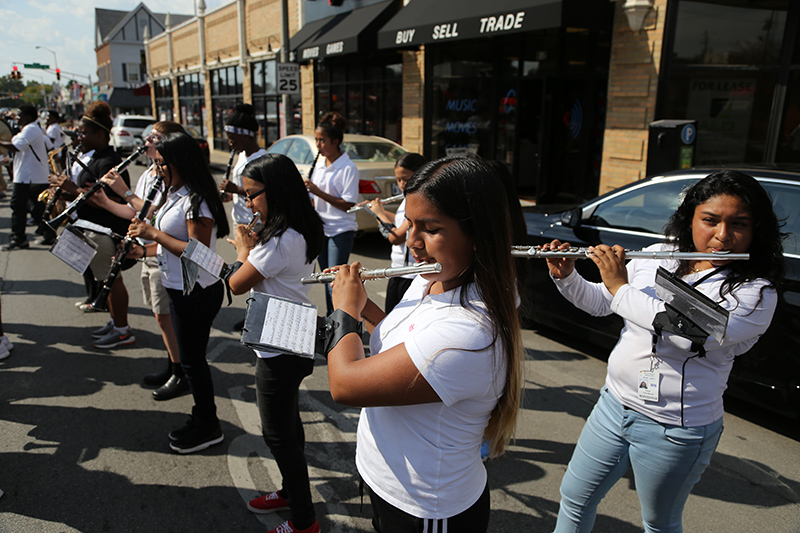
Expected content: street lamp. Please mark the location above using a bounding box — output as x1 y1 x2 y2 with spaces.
35 45 59 77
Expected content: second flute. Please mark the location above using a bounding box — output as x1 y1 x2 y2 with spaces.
301 262 442 284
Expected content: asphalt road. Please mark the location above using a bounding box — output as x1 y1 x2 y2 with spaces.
1 162 799 532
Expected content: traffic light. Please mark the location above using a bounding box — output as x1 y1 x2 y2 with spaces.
11 66 20 80
56 68 61 81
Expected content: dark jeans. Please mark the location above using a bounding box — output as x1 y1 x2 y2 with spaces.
10 182 52 243
384 277 414 314
166 281 223 426
366 480 490 533
318 231 355 315
255 355 316 527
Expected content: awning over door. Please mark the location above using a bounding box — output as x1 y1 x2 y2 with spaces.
295 0 398 63
377 0 603 49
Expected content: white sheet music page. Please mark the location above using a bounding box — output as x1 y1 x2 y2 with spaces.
183 238 225 277
260 297 317 356
50 225 98 274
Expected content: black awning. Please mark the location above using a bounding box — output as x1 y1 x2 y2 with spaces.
378 0 602 49
297 0 398 63
290 13 347 55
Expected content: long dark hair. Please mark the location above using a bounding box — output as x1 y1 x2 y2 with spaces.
155 132 230 238
242 154 324 264
404 157 521 457
665 169 784 299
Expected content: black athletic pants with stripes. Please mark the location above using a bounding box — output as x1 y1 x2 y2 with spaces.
365 480 490 533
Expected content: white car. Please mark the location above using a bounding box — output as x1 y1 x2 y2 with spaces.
266 134 408 234
110 114 155 156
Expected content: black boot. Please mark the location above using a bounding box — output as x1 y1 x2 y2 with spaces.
143 357 172 386
153 364 189 401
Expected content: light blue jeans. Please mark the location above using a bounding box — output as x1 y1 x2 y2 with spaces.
554 387 723 533
318 231 355 315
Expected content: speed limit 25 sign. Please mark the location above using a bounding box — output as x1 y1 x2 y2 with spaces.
277 63 300 95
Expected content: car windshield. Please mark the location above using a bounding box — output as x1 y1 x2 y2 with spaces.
341 141 406 162
122 118 154 129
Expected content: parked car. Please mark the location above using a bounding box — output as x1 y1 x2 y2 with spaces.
133 123 210 165
266 134 407 234
110 114 155 156
520 167 800 419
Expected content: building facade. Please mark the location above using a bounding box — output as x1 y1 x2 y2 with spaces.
145 0 800 203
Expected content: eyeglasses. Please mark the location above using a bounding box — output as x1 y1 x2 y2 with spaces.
245 188 265 201
154 160 166 170
145 133 164 144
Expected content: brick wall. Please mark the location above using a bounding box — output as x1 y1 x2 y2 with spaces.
401 48 425 154
148 38 169 77
172 22 201 68
599 0 667 194
205 4 239 64
301 64 315 134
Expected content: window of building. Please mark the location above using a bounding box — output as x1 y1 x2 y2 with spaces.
211 66 243 150
251 60 290 147
663 0 793 166
313 52 403 142
178 72 206 136
154 78 174 121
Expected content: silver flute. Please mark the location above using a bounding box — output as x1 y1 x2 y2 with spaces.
245 211 261 233
511 246 750 261
347 193 405 213
301 262 442 284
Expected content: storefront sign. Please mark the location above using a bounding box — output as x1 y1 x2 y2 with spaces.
301 47 320 60
479 12 525 34
432 23 459 40
326 41 345 55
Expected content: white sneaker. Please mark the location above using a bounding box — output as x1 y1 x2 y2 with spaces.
0 344 9 360
0 335 12 351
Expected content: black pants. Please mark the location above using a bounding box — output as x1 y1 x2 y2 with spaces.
166 281 223 426
10 182 52 243
366 480 490 533
384 277 414 314
256 355 316 527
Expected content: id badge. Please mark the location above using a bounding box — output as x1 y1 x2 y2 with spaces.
637 370 659 402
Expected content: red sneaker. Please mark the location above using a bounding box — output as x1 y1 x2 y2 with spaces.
247 491 290 514
267 520 320 533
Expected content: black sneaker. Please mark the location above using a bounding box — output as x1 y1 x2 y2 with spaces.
168 416 196 442
169 421 223 454
1 240 29 251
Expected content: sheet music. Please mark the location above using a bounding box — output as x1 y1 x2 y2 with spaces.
181 238 225 277
50 224 98 273
259 297 317 357
72 219 114 236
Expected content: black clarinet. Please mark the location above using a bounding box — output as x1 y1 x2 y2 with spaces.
48 144 146 229
307 151 320 183
219 149 236 199
92 173 164 311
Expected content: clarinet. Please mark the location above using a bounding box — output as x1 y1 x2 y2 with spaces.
92 173 165 311
48 144 146 229
42 144 78 225
219 149 236 199
307 151 320 184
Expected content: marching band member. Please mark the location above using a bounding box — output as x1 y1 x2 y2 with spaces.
126 132 229 454
50 102 135 348
327 157 523 532
227 154 324 533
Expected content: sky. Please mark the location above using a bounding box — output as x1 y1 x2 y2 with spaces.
1 0 227 87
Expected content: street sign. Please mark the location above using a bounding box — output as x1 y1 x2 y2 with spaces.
277 63 300 95
23 63 49 69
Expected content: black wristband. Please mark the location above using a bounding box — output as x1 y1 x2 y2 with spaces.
322 309 364 357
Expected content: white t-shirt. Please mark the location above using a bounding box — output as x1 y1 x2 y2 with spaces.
231 149 267 225
389 198 414 278
248 228 317 358
46 123 65 150
311 152 359 237
356 276 506 519
11 122 51 184
154 185 219 290
553 242 777 427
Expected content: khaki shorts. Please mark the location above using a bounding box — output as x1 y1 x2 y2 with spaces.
141 257 171 315
86 230 116 281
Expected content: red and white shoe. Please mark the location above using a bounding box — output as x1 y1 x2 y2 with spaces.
247 490 290 514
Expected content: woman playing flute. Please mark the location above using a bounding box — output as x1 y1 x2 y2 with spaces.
327 157 523 532
546 170 784 532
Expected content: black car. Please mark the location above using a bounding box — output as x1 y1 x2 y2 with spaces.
521 168 800 419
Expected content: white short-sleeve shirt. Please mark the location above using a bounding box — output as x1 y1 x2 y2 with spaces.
46 123 65 150
389 198 414 277
231 149 267 225
311 152 359 237
248 228 317 358
356 276 506 519
154 185 218 290
11 122 51 184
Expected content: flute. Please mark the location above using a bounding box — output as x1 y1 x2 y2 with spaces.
511 246 750 261
301 262 442 284
48 144 146 229
347 193 404 213
244 211 260 234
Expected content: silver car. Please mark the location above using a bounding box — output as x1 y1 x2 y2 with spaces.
266 134 408 234
110 114 155 156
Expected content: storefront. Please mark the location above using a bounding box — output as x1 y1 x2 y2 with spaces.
177 72 206 137
376 0 614 202
153 78 174 121
209 65 243 151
